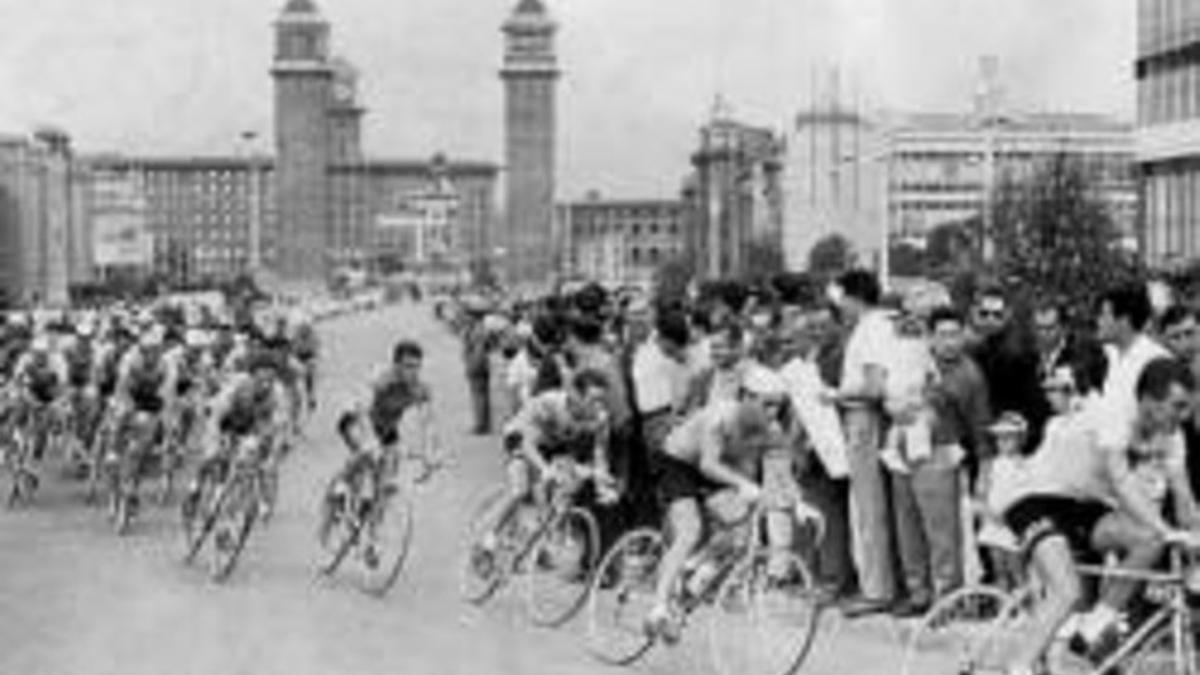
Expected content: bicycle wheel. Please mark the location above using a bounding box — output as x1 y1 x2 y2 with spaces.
209 478 258 582
357 489 414 597
458 486 510 605
317 494 360 577
523 505 599 627
183 482 219 564
584 528 664 666
901 585 1012 675
707 549 822 675
1125 621 1194 675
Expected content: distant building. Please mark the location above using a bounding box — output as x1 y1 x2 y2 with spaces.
501 0 561 287
0 129 77 307
682 110 785 280
1136 0 1200 264
558 194 687 290
75 153 497 289
785 59 1136 275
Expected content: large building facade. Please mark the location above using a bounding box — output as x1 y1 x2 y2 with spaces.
501 0 560 287
0 129 78 307
785 60 1137 273
682 115 785 280
558 195 687 290
1137 0 1200 264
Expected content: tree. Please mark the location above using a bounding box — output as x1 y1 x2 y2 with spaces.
742 236 786 282
925 220 978 273
988 153 1142 318
889 241 926 278
807 234 854 277
654 249 696 303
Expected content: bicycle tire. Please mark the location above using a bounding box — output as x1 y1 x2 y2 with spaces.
317 499 360 577
707 549 822 675
524 505 599 627
1124 620 1194 675
458 486 510 605
210 479 258 583
901 585 1012 675
584 528 664 666
359 492 414 597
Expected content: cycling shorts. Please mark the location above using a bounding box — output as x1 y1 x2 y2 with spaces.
1004 494 1111 558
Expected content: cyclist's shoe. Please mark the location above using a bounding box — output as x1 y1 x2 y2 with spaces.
643 605 682 645
363 543 381 570
181 489 201 524
1067 621 1125 665
469 543 498 580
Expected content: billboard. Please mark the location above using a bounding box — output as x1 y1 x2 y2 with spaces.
93 212 151 266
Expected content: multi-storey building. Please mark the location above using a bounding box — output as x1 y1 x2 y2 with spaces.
0 128 77 307
1137 0 1200 264
558 194 687 290
785 59 1137 274
682 112 785 280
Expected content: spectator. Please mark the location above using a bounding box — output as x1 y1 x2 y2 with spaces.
1095 283 1171 451
969 286 1044 453
1031 300 1107 440
832 269 896 617
888 307 993 616
681 320 750 413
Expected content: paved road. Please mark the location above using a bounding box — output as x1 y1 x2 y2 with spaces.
0 304 907 675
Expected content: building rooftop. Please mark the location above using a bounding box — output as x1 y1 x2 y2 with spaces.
515 0 548 16
283 0 319 14
888 110 1133 134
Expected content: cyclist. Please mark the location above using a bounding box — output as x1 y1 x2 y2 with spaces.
182 350 289 523
61 322 101 468
643 365 790 643
997 357 1200 674
321 340 444 546
478 368 620 561
107 328 170 503
290 310 319 413
11 334 67 470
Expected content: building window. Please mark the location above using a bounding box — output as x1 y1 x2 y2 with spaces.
631 247 641 264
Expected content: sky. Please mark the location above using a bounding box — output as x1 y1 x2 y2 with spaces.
0 0 1134 198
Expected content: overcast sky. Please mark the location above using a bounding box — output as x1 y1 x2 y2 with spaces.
0 0 1133 198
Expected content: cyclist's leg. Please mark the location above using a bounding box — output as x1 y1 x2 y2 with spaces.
647 495 703 631
1007 534 1081 673
1079 511 1166 641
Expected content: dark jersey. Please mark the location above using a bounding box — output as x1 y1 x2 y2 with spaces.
368 372 430 445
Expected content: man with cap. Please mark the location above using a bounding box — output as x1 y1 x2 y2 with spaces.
643 365 790 643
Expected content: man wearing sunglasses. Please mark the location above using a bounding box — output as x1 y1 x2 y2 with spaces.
969 287 1045 453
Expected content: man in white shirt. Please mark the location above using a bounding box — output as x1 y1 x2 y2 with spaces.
1096 284 1171 451
632 311 691 454
832 269 897 616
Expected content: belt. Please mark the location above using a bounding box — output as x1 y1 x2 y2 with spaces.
642 406 673 421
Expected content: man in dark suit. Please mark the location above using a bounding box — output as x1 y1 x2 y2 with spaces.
1032 301 1108 397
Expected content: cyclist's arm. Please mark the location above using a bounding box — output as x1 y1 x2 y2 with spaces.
590 415 613 481
507 399 552 476
1167 437 1200 529
1102 438 1174 538
411 398 445 466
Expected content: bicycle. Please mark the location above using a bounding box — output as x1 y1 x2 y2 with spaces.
101 409 162 535
902 538 1200 675
317 450 441 597
459 457 606 627
181 433 279 582
583 500 823 675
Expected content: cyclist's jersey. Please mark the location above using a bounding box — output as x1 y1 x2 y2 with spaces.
367 369 431 445
293 323 318 361
64 339 95 388
17 352 62 404
211 373 281 438
118 348 166 413
502 389 608 462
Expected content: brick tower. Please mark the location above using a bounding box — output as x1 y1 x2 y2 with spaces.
272 0 334 281
501 0 560 286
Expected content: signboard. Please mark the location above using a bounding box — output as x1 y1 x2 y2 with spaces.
93 212 151 266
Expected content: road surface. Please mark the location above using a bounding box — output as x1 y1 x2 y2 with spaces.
0 303 908 675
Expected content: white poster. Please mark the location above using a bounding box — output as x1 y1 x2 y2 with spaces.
93 212 151 266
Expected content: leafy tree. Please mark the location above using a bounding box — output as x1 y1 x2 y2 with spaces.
742 236 786 282
888 241 926 278
988 152 1142 316
654 250 696 303
807 234 854 277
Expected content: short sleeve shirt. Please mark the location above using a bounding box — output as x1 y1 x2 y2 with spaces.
841 309 897 393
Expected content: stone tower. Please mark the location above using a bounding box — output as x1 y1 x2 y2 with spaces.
272 0 334 281
501 0 559 286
